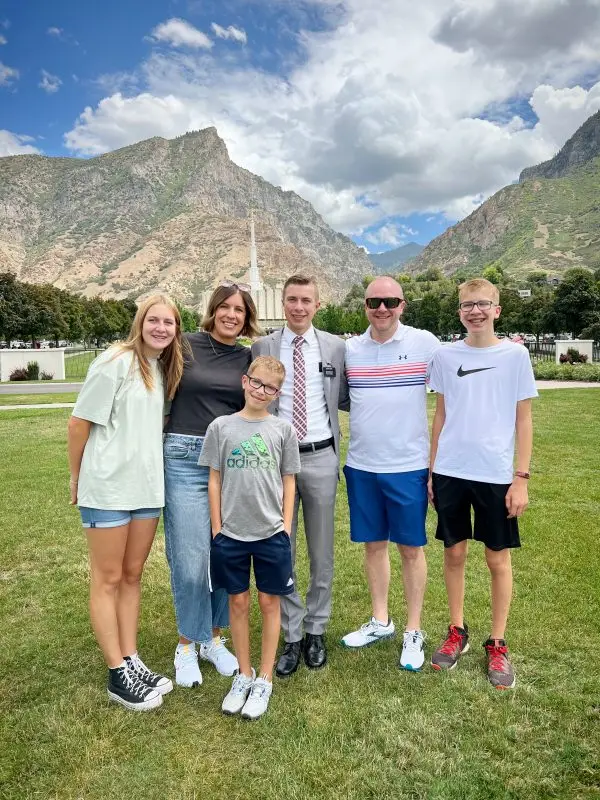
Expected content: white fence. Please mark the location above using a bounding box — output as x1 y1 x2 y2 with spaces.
0 349 66 382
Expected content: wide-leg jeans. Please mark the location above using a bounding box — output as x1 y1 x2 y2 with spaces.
163 433 229 643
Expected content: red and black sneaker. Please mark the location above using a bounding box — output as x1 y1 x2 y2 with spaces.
484 639 515 689
431 624 469 671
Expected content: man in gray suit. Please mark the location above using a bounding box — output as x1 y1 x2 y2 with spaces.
251 274 347 676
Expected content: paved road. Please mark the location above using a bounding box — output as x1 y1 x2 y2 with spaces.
0 382 82 395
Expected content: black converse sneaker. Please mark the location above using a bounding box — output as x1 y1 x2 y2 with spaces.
107 664 163 711
125 654 173 695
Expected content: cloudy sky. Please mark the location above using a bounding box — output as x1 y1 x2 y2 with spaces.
2 0 600 251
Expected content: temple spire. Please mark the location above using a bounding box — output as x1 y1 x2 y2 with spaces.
248 210 263 293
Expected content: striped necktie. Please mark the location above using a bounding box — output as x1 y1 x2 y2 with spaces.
292 335 307 440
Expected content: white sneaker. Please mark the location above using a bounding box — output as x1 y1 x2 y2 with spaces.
241 676 272 720
341 617 396 648
174 643 203 688
221 669 255 715
400 629 426 671
199 636 239 676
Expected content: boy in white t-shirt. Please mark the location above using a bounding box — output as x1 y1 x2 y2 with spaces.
428 278 537 689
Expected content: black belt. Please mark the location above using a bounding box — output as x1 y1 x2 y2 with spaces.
298 437 334 454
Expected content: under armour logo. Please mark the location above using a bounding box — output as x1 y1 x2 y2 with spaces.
398 354 408 360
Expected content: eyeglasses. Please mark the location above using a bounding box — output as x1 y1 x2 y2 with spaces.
365 297 404 310
458 300 496 312
219 280 251 293
245 375 280 396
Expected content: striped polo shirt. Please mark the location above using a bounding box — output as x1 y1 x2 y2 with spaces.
345 323 441 473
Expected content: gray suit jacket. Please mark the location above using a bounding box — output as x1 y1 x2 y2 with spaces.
251 328 348 463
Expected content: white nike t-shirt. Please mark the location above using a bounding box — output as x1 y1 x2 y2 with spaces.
429 339 538 484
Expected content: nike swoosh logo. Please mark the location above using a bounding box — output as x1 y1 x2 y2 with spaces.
457 365 496 377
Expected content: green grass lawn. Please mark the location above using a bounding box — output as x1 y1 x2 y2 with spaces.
1 393 599 799
0 393 77 406
65 351 102 380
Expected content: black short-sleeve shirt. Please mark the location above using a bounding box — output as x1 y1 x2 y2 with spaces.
165 332 252 436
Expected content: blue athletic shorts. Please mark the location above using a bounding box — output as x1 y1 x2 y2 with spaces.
210 531 295 596
79 507 161 529
343 466 428 546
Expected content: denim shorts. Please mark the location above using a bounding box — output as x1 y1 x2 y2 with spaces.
79 506 162 529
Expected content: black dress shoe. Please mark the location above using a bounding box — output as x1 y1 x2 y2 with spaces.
275 640 303 677
303 633 327 669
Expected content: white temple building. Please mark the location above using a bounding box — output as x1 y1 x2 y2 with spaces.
198 212 285 329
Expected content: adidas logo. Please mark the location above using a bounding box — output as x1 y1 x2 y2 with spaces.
227 432 276 470
286 577 294 587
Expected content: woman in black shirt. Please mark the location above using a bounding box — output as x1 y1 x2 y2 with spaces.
164 283 260 687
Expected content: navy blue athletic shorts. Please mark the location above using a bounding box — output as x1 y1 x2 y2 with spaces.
210 531 295 596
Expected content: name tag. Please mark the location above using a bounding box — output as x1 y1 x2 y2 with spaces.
320 363 336 378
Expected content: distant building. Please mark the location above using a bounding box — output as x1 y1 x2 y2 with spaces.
198 211 285 328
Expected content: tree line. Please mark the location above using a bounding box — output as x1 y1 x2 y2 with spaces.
0 273 199 346
314 266 600 340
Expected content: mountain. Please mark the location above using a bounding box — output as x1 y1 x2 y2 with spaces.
409 111 600 278
368 242 424 272
519 110 600 181
0 128 371 303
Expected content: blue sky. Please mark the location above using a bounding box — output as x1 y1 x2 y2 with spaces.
2 0 600 253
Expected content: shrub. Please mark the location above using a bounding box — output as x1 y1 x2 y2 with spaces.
9 367 29 381
559 347 588 364
40 371 54 380
533 361 600 381
26 361 40 380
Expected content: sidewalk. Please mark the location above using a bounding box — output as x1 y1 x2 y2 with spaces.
0 403 75 411
536 381 600 389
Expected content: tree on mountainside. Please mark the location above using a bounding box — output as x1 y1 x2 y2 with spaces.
552 268 600 336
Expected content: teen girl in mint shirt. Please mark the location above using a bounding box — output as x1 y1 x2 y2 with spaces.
68 294 184 711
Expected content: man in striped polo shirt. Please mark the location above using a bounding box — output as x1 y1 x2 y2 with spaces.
341 276 440 670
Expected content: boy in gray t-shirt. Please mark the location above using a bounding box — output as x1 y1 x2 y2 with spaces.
199 356 300 720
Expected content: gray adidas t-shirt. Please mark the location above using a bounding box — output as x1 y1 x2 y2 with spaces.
199 414 301 541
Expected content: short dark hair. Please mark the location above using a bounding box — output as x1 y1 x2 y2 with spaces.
202 285 262 339
282 274 319 301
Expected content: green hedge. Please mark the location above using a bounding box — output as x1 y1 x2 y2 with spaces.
533 361 600 381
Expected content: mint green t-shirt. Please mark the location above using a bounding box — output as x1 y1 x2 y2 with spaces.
72 348 165 510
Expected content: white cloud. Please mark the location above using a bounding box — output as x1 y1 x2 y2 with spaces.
39 70 62 94
0 35 6 45
47 26 63 37
64 0 600 231
365 222 419 247
0 60 18 86
150 18 212 49
0 130 40 157
211 23 247 44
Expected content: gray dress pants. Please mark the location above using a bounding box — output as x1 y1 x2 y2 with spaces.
281 445 338 643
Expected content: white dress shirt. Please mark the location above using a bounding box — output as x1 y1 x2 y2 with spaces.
279 325 333 445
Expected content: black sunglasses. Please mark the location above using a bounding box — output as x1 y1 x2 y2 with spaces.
365 297 404 310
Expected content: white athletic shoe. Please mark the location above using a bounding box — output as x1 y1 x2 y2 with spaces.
199 636 239 676
174 643 203 688
341 617 396 648
241 676 273 720
399 629 426 671
221 669 255 715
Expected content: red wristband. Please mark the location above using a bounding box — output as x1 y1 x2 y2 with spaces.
514 470 530 479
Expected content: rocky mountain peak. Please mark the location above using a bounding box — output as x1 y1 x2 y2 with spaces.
519 109 600 182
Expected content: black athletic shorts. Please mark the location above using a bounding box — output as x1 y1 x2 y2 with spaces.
431 473 520 551
210 531 295 596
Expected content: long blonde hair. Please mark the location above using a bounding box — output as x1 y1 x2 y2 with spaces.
114 294 185 400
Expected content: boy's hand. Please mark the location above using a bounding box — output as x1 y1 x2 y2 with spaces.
505 478 528 518
69 478 78 505
427 475 435 506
